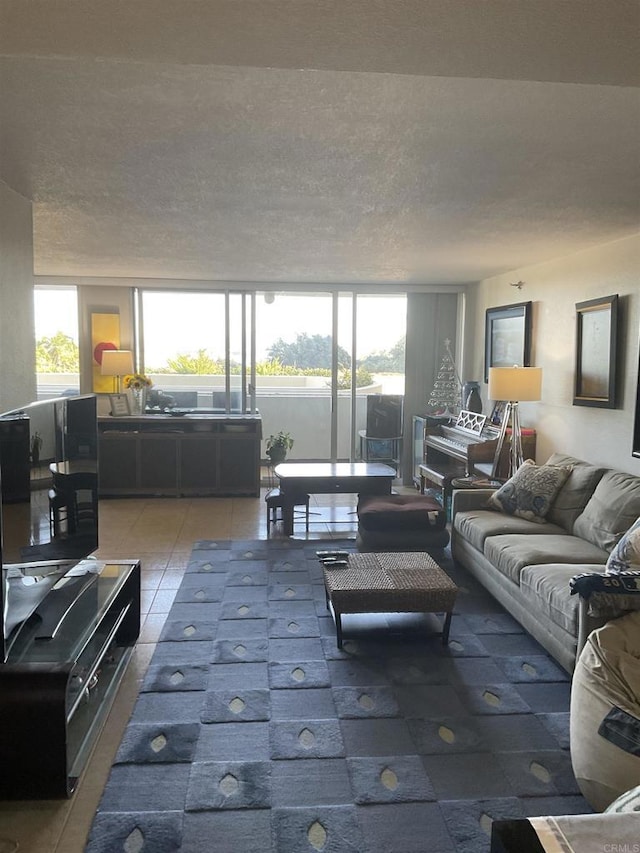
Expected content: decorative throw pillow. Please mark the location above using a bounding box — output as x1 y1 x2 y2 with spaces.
605 784 640 813
606 517 640 574
488 459 572 523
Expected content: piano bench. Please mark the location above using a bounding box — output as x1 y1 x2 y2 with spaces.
356 494 450 554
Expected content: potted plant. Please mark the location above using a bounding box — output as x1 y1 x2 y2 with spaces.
265 431 294 465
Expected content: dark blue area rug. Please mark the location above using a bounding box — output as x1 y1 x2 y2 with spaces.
85 539 590 852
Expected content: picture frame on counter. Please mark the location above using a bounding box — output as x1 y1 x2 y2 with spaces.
109 393 131 417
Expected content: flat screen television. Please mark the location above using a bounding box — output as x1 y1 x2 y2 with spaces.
366 394 404 438
0 395 98 661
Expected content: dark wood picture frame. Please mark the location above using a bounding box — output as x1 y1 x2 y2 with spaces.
632 326 640 458
484 301 532 383
573 294 618 408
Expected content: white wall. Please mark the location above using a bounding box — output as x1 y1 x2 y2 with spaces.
469 234 640 474
0 181 35 411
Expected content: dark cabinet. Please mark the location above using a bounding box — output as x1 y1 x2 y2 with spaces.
0 560 140 798
180 435 218 490
139 436 178 491
98 415 262 496
99 433 138 491
0 419 30 501
219 434 259 490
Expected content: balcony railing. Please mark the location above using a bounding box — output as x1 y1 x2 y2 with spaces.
37 373 403 462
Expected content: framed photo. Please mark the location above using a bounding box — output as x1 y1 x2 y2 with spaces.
484 301 532 382
109 393 131 417
489 400 507 427
573 294 619 408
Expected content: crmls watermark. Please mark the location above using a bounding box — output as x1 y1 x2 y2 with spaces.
603 844 640 853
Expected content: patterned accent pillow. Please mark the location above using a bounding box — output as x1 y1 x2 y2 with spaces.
605 784 640 813
606 516 640 573
488 459 572 523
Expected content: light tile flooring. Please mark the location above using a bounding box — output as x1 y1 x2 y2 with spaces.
0 486 403 853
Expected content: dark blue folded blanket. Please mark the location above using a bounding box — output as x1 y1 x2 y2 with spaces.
570 571 640 598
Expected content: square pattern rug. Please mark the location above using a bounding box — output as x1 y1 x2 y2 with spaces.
85 539 590 852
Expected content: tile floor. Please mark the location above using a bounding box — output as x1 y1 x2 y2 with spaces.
0 486 392 853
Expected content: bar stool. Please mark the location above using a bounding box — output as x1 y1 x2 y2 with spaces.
265 488 310 536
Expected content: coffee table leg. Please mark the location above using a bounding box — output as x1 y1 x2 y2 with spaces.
442 611 452 645
335 611 343 649
281 502 294 536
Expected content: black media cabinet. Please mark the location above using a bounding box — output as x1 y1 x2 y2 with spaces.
98 414 262 497
0 560 140 799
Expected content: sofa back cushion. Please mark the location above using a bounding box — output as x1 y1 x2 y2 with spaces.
545 453 606 532
574 471 640 553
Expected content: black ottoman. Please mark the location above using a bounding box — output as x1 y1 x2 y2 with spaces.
356 494 449 553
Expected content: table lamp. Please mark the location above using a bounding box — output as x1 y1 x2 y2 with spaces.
489 366 542 480
101 350 134 393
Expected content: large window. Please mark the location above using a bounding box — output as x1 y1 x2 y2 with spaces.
140 290 246 409
34 286 80 399
255 292 334 459
137 287 407 462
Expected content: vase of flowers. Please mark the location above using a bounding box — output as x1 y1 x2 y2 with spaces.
124 373 153 415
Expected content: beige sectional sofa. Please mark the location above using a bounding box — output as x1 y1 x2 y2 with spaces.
451 453 640 673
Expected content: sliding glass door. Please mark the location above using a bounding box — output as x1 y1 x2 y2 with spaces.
136 288 407 463
138 290 253 411
255 292 334 460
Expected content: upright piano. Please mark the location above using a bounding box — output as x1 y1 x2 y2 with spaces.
417 410 536 508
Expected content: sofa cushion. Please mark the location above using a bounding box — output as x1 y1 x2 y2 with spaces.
520 563 586 635
483 534 608 584
488 459 572 523
574 472 640 553
453 509 566 552
545 453 606 532
606 516 640 573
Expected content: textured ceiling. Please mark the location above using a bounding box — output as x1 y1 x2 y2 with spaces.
1 0 638 284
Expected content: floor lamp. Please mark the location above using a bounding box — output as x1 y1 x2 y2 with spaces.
489 366 542 480
101 350 134 393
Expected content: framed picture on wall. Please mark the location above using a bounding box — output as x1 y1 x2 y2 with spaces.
573 294 619 408
91 311 120 393
484 301 532 382
633 325 640 459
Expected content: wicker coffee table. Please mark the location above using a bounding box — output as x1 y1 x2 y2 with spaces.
322 552 458 648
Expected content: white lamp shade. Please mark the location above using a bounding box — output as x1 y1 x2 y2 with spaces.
101 350 134 376
488 366 542 402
